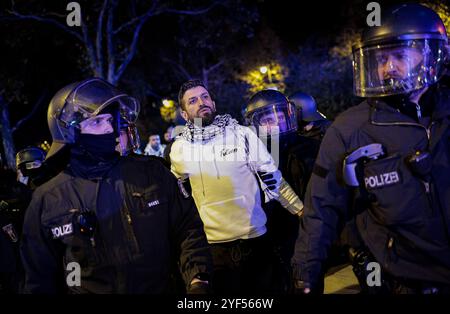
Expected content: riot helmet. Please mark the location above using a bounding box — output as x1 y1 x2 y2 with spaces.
289 91 327 122
15 147 46 177
46 78 140 159
245 89 297 136
353 3 449 97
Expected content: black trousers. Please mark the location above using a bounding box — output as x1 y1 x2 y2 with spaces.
210 233 276 294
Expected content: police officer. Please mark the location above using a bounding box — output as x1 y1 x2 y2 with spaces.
16 147 47 190
289 92 331 140
20 78 212 294
0 147 48 293
293 4 450 294
245 89 321 292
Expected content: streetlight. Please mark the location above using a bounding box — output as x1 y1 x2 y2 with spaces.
160 99 176 122
260 65 275 89
162 99 172 107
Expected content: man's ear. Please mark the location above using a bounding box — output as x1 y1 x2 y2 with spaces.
212 101 216 112
180 110 189 122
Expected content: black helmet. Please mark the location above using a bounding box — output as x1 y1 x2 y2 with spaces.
353 3 449 97
289 91 327 122
46 78 140 159
245 89 297 136
16 147 46 175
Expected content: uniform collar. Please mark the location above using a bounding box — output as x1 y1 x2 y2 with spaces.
369 85 450 125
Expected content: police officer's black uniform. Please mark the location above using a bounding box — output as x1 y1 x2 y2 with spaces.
293 4 450 294
20 78 212 293
246 90 321 292
21 153 211 293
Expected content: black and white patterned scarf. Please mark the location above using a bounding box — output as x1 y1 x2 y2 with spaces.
181 114 238 142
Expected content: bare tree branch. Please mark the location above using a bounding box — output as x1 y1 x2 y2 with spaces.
6 10 83 41
113 1 157 35
106 1 117 83
204 60 224 74
161 1 222 16
113 14 144 35
81 15 100 77
162 57 192 80
96 0 109 79
113 0 221 34
11 91 47 134
202 60 224 87
114 2 158 82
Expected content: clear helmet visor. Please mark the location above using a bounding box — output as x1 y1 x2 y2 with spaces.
58 79 140 127
353 39 448 97
248 102 297 136
116 111 141 156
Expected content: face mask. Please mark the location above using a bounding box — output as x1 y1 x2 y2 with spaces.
70 132 120 179
76 132 118 159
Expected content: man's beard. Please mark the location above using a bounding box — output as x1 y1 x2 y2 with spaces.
190 108 216 127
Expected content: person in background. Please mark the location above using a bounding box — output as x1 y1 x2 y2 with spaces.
144 133 166 157
289 92 331 140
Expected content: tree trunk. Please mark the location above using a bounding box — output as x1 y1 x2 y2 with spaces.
0 96 17 170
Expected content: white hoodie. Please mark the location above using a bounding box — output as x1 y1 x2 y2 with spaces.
170 123 302 243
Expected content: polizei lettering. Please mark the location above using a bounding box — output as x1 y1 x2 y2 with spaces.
51 223 73 239
364 171 400 189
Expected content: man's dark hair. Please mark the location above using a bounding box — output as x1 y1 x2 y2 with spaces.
178 79 207 110
148 130 160 137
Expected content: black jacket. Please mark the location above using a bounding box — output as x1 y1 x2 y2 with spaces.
264 133 321 263
294 84 450 288
21 154 212 293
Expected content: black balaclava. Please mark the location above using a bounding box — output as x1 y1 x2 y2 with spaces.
69 108 120 179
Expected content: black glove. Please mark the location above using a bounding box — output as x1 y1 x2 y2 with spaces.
258 172 277 190
187 281 211 294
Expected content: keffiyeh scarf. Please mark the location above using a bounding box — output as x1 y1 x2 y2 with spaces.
181 114 238 142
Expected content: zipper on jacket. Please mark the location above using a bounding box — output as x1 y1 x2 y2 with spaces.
416 103 422 119
121 202 140 255
422 180 434 216
423 181 430 193
371 119 433 141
